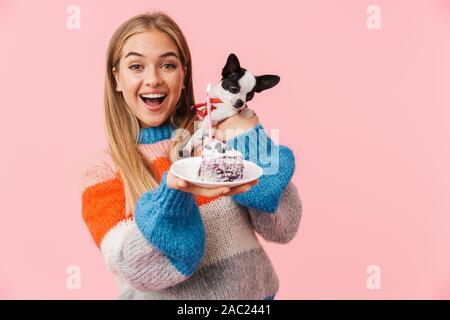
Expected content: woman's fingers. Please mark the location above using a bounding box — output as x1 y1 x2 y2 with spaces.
166 171 179 189
166 172 191 190
177 181 230 197
222 185 251 196
187 185 230 197
184 178 259 197
169 171 259 198
176 179 187 188
223 181 258 196
221 179 259 196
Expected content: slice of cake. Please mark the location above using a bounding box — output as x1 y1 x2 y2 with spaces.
197 139 244 182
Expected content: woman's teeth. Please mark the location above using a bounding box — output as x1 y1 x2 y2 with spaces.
141 93 166 98
140 93 166 106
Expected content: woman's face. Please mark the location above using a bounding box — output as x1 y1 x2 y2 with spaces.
113 30 186 128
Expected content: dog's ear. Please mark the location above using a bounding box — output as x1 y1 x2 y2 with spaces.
221 53 241 78
255 75 280 93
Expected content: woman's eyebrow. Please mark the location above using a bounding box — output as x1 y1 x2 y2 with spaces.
159 51 179 59
125 51 145 59
125 51 179 59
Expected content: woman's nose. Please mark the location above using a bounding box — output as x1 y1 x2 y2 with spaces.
144 67 162 87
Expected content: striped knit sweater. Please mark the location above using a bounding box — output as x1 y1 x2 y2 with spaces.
82 122 302 300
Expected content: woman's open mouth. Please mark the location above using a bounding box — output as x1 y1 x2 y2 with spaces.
140 93 167 110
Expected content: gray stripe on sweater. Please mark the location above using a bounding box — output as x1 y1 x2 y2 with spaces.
198 196 261 267
248 182 302 244
117 247 279 300
116 225 187 291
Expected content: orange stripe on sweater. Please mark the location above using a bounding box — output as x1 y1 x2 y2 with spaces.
82 156 222 247
148 157 172 182
82 174 127 248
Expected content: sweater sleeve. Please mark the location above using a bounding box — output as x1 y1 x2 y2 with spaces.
226 124 296 213
247 182 302 244
119 172 205 290
82 161 205 291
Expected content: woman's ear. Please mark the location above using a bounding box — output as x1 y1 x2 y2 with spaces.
112 67 122 92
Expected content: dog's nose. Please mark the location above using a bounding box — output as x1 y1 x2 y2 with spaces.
234 99 244 109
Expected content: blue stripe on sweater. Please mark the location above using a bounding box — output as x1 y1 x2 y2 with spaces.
138 122 175 144
134 172 205 276
226 124 295 213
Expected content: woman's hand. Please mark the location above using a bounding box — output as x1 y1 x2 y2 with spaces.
214 113 259 142
166 170 258 198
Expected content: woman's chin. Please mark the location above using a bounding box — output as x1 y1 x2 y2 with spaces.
136 101 176 128
138 114 168 128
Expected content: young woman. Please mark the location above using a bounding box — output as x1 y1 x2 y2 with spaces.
82 12 302 300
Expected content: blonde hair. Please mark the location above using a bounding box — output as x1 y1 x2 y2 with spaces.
104 12 197 215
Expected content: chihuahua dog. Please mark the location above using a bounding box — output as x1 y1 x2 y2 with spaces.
180 53 280 157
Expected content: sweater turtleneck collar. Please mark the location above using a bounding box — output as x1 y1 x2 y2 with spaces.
138 122 176 144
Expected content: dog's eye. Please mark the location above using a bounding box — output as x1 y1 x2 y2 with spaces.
229 86 239 94
246 93 254 100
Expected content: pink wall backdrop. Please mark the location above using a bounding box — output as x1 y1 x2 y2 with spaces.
1 0 450 299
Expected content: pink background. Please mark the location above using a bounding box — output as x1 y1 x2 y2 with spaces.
1 0 450 299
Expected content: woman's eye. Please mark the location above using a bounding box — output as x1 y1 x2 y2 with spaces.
129 64 143 71
162 63 176 69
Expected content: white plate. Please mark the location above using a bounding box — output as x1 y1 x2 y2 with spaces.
170 156 263 188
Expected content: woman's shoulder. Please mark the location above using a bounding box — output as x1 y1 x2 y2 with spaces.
82 147 118 190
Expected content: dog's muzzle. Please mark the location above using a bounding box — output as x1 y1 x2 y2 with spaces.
233 99 244 109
